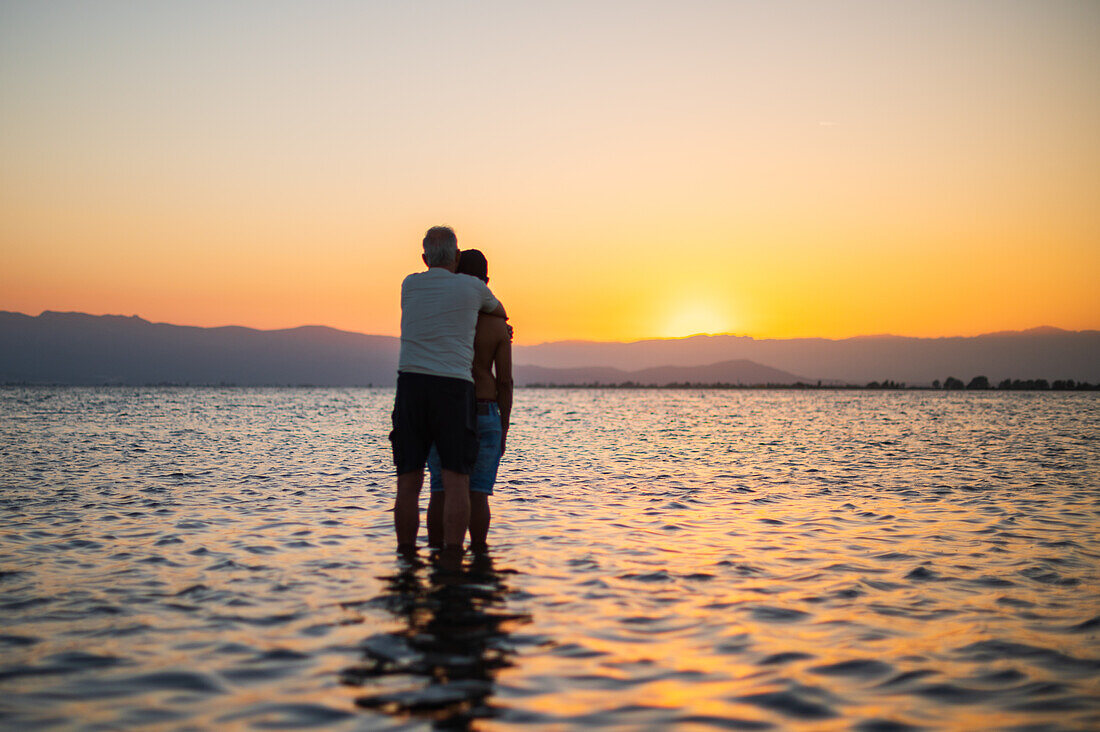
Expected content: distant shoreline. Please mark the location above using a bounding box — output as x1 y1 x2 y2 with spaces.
525 380 1099 391
6 311 1099 387
3 381 1097 391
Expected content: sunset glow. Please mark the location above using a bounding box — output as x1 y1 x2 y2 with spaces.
1 1 1098 343
659 296 734 340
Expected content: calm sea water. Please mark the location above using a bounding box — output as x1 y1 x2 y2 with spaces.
1 387 1098 731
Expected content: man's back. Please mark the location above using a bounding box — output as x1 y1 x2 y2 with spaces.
399 268 499 382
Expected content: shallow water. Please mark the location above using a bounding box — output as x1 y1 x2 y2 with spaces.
1 387 1098 730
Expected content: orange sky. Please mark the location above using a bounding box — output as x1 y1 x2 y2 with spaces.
2 1 1098 344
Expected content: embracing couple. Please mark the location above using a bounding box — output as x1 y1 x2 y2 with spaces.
390 226 513 554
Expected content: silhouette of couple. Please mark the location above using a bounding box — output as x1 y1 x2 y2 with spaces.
390 226 513 553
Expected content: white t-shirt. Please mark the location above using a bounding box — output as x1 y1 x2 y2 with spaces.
398 268 500 381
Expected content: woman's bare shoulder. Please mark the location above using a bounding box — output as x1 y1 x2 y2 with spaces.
476 313 511 337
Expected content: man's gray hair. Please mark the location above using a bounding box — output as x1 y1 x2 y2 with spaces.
422 226 458 267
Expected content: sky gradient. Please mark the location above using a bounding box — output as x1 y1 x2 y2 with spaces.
2 1 1098 343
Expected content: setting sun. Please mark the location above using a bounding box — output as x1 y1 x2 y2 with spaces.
659 299 733 339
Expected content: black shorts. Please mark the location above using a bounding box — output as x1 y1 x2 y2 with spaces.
390 372 479 475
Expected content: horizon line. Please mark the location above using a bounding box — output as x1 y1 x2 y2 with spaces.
4 309 1096 345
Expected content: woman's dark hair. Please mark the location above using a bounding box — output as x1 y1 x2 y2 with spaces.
456 248 488 282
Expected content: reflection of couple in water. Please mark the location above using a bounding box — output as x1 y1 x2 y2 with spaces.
390 226 513 553
343 550 529 726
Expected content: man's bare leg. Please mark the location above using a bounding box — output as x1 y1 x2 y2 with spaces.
426 491 444 548
395 470 424 549
441 469 470 548
469 493 490 550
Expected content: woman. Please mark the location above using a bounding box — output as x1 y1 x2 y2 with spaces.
426 249 513 551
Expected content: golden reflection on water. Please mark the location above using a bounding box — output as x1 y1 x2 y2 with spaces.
0 387 1098 729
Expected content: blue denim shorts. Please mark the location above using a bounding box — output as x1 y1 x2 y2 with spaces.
428 403 502 495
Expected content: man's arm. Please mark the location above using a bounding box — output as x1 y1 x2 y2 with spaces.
493 324 513 454
485 301 507 319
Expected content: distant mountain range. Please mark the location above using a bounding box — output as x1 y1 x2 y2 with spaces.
1 311 1097 386
517 359 815 386
0 311 398 386
515 327 1100 385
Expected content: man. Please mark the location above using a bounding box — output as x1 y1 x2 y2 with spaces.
391 226 506 551
426 249 512 551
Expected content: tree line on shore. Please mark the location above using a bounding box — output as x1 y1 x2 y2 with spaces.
524 377 1099 390
4 378 1097 390
931 376 1096 390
